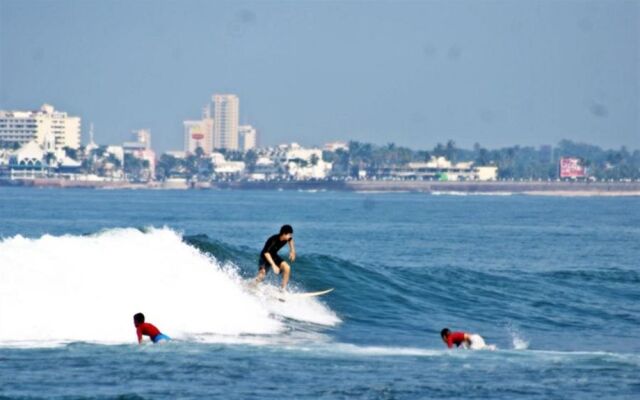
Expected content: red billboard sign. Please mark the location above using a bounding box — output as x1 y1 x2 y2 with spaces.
192 133 204 140
560 157 586 178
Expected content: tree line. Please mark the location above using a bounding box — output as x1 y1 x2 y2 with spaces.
323 139 640 180
3 138 638 180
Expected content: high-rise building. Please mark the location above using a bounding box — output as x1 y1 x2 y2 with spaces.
212 94 239 150
184 105 214 154
238 125 257 151
0 104 81 149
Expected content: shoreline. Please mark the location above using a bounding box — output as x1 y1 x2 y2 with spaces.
1 178 640 196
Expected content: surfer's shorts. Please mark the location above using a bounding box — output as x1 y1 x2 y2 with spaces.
258 255 284 272
152 333 171 343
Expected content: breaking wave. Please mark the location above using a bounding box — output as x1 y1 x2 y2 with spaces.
0 228 339 347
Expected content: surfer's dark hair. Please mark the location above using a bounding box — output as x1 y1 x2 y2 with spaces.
440 328 451 339
134 313 145 324
280 225 293 235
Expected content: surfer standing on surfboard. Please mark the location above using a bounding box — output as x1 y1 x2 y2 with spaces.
255 225 296 290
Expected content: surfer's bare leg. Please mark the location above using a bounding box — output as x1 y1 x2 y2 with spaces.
255 268 266 284
279 261 291 289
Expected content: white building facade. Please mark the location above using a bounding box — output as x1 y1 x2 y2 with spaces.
281 143 332 180
210 152 245 177
387 157 498 181
184 106 214 155
0 104 81 149
212 94 239 150
238 125 257 152
184 119 214 155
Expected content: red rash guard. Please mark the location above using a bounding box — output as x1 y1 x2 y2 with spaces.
447 332 467 348
136 322 161 343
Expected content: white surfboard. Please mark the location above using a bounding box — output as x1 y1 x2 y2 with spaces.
275 288 334 301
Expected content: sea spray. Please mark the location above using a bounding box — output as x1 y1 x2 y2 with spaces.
505 322 530 350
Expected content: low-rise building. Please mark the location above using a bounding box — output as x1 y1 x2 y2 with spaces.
211 152 245 179
279 143 332 180
475 166 499 181
249 156 280 180
286 159 333 180
283 142 322 163
384 156 497 181
11 141 44 167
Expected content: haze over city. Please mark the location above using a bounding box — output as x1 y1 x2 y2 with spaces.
1 0 638 153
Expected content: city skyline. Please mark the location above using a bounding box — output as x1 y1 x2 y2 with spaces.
1 0 638 153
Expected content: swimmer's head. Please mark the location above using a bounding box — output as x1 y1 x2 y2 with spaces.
133 312 145 327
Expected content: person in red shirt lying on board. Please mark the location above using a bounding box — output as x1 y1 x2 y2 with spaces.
133 313 170 344
440 328 491 350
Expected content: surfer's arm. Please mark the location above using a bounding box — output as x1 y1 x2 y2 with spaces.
136 327 143 344
263 252 280 273
288 239 296 262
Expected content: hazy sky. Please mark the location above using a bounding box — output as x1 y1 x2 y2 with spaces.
1 0 638 152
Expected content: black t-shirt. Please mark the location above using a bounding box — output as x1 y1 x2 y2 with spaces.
260 234 290 263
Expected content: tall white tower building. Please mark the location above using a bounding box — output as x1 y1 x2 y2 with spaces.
212 94 239 150
0 104 81 149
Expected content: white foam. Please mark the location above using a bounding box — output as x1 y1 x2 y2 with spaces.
506 324 530 350
329 343 443 357
250 283 341 327
430 191 513 196
512 336 530 350
0 228 338 347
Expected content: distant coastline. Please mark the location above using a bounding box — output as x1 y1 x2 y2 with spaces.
1 178 639 196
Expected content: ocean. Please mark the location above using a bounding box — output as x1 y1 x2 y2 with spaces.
0 187 638 399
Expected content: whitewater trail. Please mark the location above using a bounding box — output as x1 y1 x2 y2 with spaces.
0 228 339 347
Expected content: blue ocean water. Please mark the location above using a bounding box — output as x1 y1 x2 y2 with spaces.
0 187 638 399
